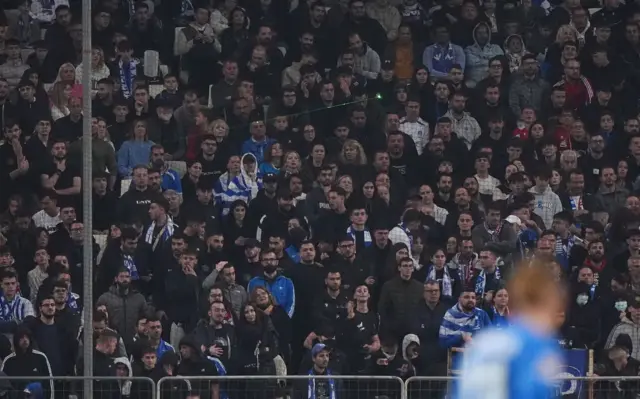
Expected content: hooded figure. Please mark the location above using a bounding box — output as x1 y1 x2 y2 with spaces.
1 328 53 399
214 153 262 216
464 22 504 88
176 337 219 399
113 357 133 398
402 333 421 376
503 34 527 73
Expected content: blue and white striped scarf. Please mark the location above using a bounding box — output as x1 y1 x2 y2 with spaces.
555 235 575 272
0 295 27 322
308 369 336 399
475 267 501 297
427 265 452 298
399 224 413 247
123 255 140 280
144 218 175 251
67 292 79 311
214 172 261 216
346 226 372 248
118 59 138 99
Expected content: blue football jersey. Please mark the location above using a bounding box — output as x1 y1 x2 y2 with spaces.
453 319 562 399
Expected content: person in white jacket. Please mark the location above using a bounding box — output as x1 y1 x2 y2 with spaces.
529 167 563 229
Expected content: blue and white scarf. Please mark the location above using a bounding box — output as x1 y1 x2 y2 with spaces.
208 357 228 399
569 196 583 229
123 254 140 280
399 224 413 248
475 267 501 297
431 43 455 74
0 295 25 322
346 226 372 248
555 235 575 272
308 369 336 399
67 292 79 311
118 59 138 99
145 218 175 251
427 265 452 298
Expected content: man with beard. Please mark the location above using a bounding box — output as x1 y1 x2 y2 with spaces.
439 288 491 348
248 249 295 317
257 189 301 241
192 300 237 367
3 327 54 396
40 138 81 204
581 239 608 287
98 226 151 295
29 296 77 378
92 78 115 120
97 268 150 344
335 235 374 293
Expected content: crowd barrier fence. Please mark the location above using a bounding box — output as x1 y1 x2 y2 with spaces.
0 375 638 398
0 376 155 399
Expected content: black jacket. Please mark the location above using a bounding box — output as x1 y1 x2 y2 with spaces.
2 329 53 399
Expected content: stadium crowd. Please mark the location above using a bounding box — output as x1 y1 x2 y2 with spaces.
1 0 640 397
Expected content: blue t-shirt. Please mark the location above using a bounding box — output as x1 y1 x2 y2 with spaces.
453 318 562 399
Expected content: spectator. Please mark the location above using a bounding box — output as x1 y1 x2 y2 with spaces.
439 289 491 348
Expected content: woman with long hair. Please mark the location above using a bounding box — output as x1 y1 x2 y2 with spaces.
223 200 254 262
338 139 368 185
301 141 325 182
251 286 292 364
75 46 111 91
259 142 283 175
48 80 73 120
484 286 510 329
234 303 279 397
116 119 154 178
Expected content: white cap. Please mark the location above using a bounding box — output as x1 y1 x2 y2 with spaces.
505 215 522 226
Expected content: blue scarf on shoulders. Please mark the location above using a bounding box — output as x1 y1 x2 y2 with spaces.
347 225 371 248
475 267 501 297
308 369 336 399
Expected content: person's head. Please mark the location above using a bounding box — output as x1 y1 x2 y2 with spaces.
209 301 226 324
311 343 330 369
424 280 441 304
300 240 316 262
508 262 566 332
146 316 163 340
577 265 595 286
398 257 414 280
325 270 341 291
39 296 56 319
479 249 496 269
434 25 450 44
449 92 467 113
458 290 477 312
260 249 279 275
96 330 118 355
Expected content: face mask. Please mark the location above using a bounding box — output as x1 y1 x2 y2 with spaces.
615 301 628 312
576 294 588 306
263 265 277 274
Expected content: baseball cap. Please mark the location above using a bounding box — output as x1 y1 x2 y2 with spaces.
264 173 278 182
505 215 522 226
312 343 329 357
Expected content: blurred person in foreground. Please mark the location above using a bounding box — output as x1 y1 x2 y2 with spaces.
453 262 566 399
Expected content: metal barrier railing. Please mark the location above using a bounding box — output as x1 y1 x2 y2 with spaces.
157 375 405 399
1 374 638 398
0 376 155 399
405 376 640 398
